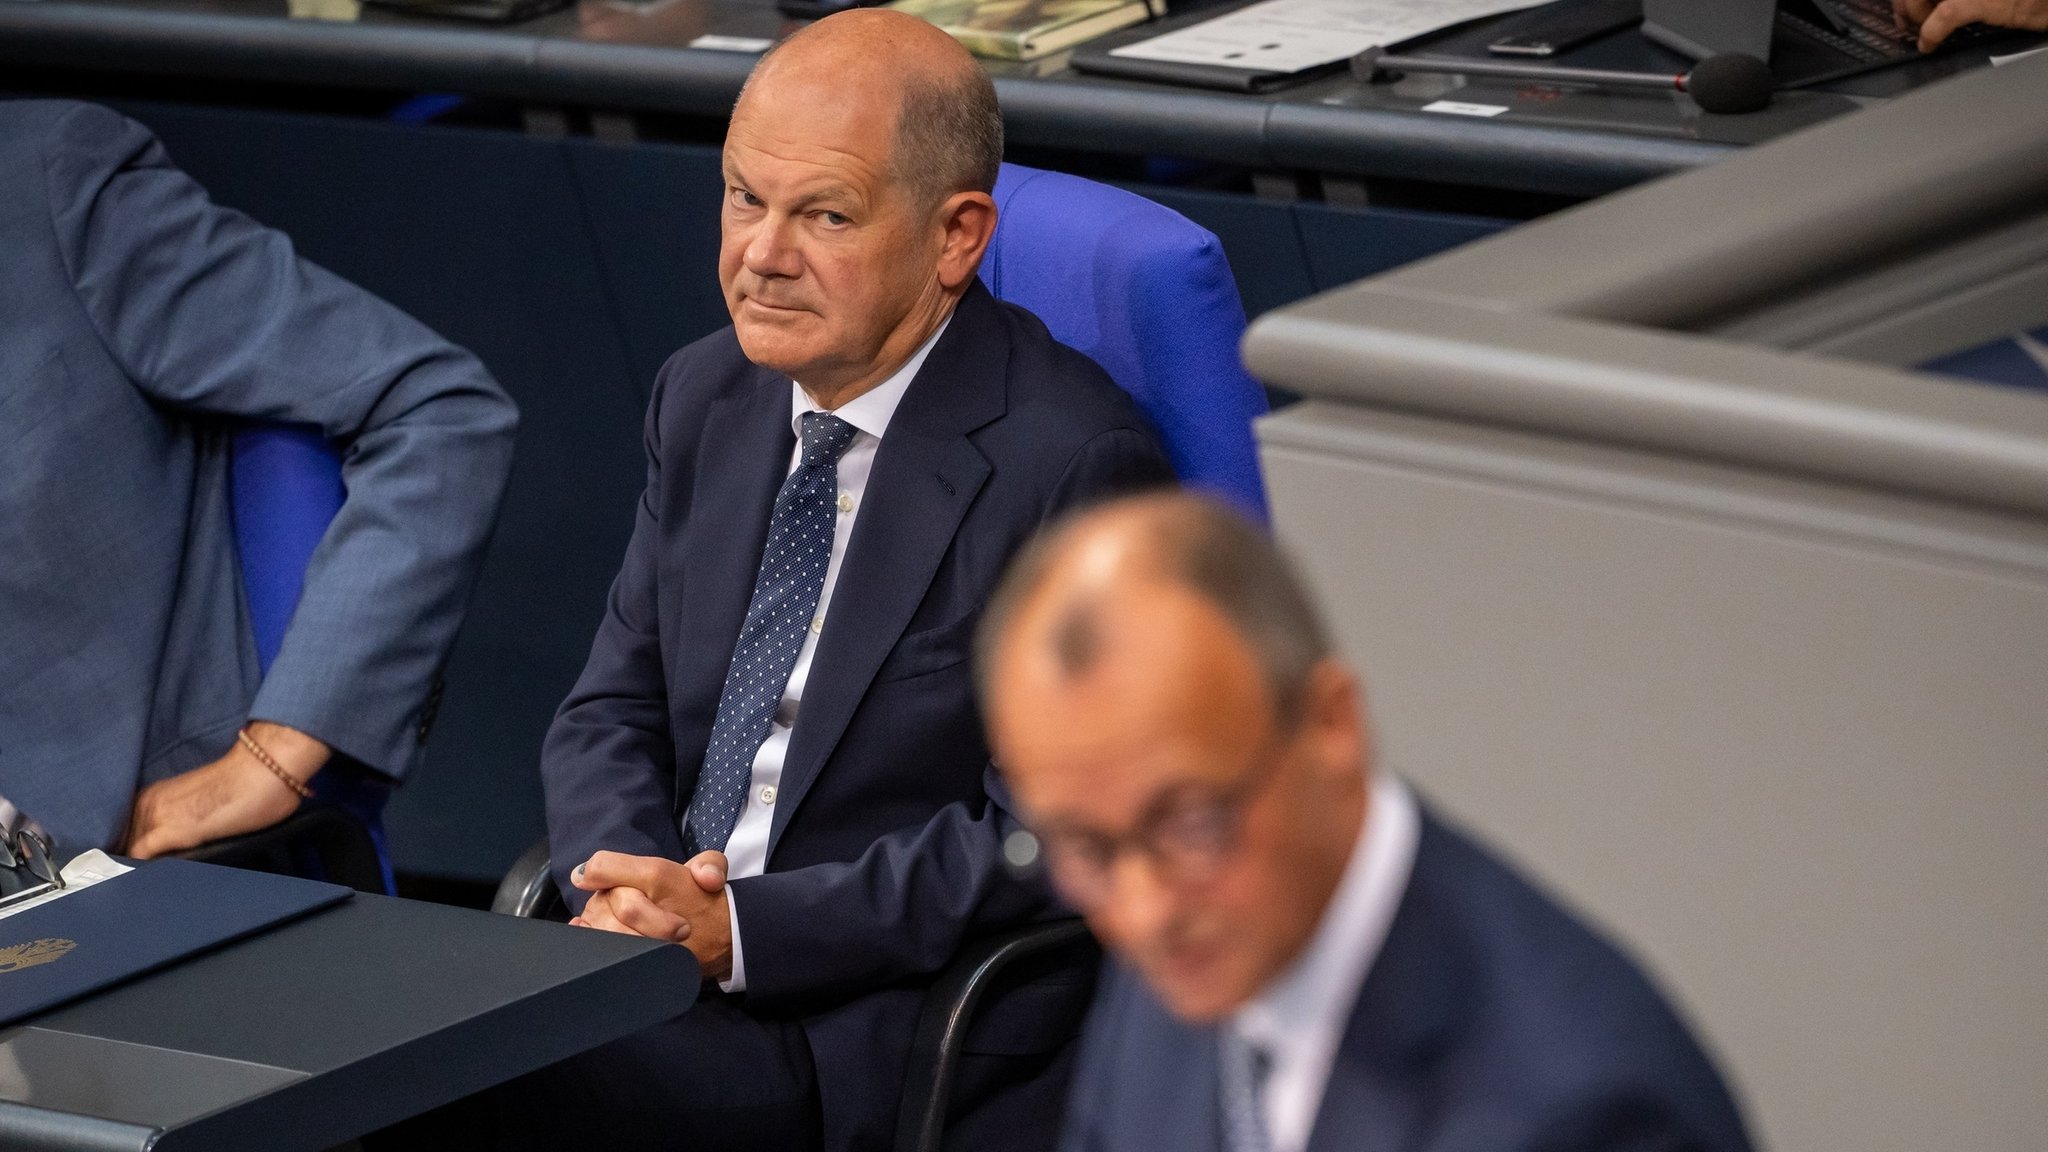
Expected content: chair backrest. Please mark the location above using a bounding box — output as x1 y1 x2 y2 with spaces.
229 424 345 674
982 164 1270 518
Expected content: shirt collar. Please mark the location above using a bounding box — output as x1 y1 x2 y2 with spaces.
789 311 954 442
1234 771 1420 1059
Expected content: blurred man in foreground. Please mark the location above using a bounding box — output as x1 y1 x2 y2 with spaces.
980 493 1755 1152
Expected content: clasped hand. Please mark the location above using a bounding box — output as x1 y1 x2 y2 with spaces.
571 850 735 980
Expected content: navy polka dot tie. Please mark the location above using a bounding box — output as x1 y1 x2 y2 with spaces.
681 411 858 855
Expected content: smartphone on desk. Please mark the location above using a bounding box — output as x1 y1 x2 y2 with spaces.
1488 0 1640 56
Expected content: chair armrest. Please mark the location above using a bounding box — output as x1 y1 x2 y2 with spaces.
492 836 564 919
175 804 384 894
894 918 1096 1152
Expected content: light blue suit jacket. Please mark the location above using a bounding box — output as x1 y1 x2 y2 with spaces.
0 99 518 854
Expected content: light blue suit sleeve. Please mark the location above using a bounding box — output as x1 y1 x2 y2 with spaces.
39 103 519 779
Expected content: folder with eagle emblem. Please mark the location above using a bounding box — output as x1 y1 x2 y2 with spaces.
0 858 348 1027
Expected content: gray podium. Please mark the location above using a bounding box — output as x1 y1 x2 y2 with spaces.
1244 54 2048 1152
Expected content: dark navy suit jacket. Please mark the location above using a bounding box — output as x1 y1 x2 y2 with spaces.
1061 809 1756 1152
0 100 516 854
540 280 1172 1152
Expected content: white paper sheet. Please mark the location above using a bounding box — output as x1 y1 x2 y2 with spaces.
0 851 132 922
1108 0 1545 73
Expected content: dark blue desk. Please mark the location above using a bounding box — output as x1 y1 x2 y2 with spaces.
0 894 697 1150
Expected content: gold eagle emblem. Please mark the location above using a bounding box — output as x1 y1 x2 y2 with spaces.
0 938 76 973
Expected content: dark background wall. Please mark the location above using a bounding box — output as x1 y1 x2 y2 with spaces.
89 99 1509 882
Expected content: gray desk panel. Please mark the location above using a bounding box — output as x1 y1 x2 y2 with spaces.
0 1031 305 1139
1245 293 2048 517
1257 401 2048 1152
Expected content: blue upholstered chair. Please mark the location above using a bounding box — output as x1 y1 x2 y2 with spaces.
231 425 346 676
174 425 390 894
908 169 1278 1152
982 163 1270 518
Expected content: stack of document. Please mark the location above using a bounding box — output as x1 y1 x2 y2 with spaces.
891 0 1163 60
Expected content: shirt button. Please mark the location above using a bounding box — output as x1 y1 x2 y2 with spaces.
810 617 823 634
760 786 777 805
837 492 854 514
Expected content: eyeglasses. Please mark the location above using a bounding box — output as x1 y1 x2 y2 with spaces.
1027 727 1292 913
0 828 64 910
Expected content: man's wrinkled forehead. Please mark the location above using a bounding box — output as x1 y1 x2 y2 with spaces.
727 68 905 186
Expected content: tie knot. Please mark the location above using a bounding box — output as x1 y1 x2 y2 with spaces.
1225 1028 1274 1090
799 412 858 469
1247 1043 1273 1095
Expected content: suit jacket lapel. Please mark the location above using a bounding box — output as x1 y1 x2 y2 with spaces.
767 284 1006 848
669 365 793 813
1108 971 1227 1152
1305 813 1473 1152
1174 1030 1229 1152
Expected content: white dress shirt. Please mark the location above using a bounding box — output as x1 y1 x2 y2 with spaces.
719 314 951 994
1229 771 1421 1152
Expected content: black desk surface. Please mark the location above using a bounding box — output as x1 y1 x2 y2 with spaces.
0 0 2023 196
0 893 698 1151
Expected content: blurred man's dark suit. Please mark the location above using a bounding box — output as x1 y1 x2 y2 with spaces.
535 279 1172 1152
1061 809 1757 1152
0 100 516 855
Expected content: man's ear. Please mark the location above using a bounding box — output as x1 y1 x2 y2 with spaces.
1301 659 1369 785
935 191 998 291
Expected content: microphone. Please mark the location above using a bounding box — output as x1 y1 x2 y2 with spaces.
1351 48 1776 115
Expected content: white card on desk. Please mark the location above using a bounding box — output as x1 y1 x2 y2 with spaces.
1421 99 1510 117
690 34 774 53
1108 0 1544 73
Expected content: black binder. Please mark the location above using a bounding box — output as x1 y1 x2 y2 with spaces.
0 859 349 1027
